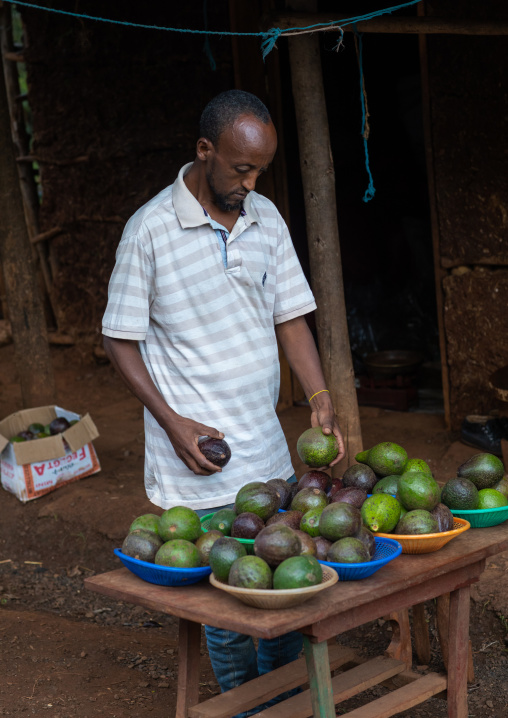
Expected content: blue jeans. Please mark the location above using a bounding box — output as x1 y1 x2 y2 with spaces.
200 475 302 718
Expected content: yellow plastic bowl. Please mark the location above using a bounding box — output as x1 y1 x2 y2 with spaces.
373 517 470 554
209 566 338 609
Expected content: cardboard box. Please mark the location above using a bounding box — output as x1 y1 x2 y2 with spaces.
0 405 100 502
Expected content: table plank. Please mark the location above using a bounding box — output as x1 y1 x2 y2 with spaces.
85 525 508 640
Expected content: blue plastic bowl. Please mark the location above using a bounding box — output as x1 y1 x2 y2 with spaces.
114 548 211 586
318 537 402 581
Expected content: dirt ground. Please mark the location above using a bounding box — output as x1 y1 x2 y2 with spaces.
1 343 508 717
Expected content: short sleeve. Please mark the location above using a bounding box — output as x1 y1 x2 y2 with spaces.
273 221 316 325
102 232 153 340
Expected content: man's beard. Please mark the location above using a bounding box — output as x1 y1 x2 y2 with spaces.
206 170 245 212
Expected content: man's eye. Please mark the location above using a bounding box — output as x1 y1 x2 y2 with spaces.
235 167 250 173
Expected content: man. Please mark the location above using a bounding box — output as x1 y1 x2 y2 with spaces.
103 90 344 716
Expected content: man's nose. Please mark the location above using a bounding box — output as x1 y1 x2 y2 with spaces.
242 173 257 192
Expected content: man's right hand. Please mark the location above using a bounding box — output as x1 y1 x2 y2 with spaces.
163 415 225 476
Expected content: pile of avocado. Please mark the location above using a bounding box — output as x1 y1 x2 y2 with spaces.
122 507 225 569
10 417 76 442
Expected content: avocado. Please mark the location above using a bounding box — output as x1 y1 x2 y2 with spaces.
195 530 224 566
457 453 504 489
266 478 293 509
49 417 71 435
330 487 367 510
28 422 45 434
122 529 163 563
327 537 370 564
342 464 378 493
477 489 508 509
17 430 34 441
328 478 344 498
209 537 248 581
198 437 231 468
297 470 332 493
253 524 301 567
155 539 200 568
159 506 202 543
404 458 432 475
228 555 273 589
372 475 400 496
289 482 300 504
235 482 281 520
312 536 332 560
353 526 376 558
355 442 408 476
440 477 479 510
290 487 329 514
360 494 401 533
300 507 324 537
231 512 265 539
266 510 303 531
318 503 362 542
209 508 237 535
395 510 439 535
294 529 318 557
296 427 339 468
397 471 441 511
273 555 322 589
493 477 508 498
129 513 161 536
430 503 454 532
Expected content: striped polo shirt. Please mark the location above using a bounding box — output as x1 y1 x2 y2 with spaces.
102 163 316 510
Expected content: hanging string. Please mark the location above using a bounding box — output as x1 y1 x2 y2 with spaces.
3 0 423 60
354 27 376 203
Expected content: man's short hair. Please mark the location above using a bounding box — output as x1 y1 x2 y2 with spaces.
199 90 271 146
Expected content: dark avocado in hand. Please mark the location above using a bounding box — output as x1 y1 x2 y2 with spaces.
198 437 231 468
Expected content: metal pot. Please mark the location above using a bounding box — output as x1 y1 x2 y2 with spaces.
363 350 424 378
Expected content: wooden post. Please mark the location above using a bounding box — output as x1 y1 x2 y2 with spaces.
0 38 55 407
288 33 363 469
176 619 202 718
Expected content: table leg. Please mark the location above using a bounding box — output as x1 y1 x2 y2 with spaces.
176 619 202 718
303 636 336 718
384 609 412 668
446 586 470 718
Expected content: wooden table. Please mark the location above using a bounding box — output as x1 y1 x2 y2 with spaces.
86 524 508 718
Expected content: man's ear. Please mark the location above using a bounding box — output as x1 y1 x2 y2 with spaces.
196 137 214 161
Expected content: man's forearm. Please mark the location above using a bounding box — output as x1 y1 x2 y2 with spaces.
275 316 327 401
102 335 176 428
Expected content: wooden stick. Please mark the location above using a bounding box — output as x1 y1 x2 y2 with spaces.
274 14 508 35
16 154 89 165
447 586 470 718
288 32 363 472
30 226 63 245
2 51 24 62
418 9 452 429
303 636 336 718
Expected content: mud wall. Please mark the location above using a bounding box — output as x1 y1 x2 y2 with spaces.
21 2 234 337
426 0 508 426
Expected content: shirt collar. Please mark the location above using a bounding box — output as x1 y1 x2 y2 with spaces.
172 162 259 229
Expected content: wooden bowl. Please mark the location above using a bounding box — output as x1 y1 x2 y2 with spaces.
209 566 338 609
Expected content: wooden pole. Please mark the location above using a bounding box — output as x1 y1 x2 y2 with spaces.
288 33 362 470
0 33 55 407
1 4 60 329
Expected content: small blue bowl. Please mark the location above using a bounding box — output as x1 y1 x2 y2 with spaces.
114 548 211 586
318 537 402 581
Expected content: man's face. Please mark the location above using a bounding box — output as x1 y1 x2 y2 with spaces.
200 114 277 211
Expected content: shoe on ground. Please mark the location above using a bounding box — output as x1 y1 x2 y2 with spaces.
460 415 505 456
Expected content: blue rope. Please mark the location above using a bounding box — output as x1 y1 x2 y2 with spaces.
4 0 422 60
354 27 376 203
